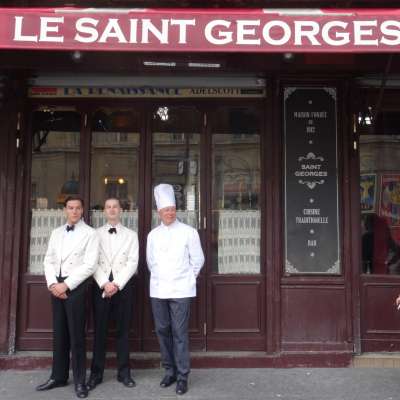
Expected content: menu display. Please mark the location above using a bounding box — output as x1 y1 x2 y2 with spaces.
284 87 340 274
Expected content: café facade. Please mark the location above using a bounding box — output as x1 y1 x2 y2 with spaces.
1 3 400 367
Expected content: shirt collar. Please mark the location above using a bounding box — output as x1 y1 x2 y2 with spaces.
64 219 83 230
107 222 122 230
161 219 179 229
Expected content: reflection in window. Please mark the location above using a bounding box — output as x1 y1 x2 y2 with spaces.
29 108 80 274
360 122 400 274
211 107 261 274
151 106 201 229
90 108 140 230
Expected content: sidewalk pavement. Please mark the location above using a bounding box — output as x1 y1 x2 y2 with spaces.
0 367 399 400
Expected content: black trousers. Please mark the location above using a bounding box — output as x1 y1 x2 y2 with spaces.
90 278 134 379
50 278 88 385
151 297 191 382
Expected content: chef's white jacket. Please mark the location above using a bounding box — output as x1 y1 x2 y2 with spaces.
146 220 204 299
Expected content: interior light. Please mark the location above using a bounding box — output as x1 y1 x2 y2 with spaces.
283 52 295 62
358 106 374 127
71 50 83 63
156 107 169 121
118 178 125 185
104 178 108 185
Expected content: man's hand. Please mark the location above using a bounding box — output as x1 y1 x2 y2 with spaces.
396 295 400 307
49 282 68 299
103 282 119 298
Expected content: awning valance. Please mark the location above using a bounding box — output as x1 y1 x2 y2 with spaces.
1 7 400 53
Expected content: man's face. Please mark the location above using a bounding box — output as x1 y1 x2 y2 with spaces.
104 199 121 224
64 200 83 225
158 206 177 226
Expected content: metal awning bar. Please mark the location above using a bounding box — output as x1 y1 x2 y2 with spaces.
0 7 400 53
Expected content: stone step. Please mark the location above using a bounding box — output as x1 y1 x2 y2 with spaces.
352 353 400 368
0 351 353 369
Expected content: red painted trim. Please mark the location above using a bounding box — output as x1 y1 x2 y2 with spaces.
0 8 400 52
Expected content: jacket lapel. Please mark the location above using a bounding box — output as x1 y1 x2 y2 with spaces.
99 227 112 264
56 227 64 262
111 227 127 262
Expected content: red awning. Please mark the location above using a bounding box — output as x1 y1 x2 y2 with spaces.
1 7 400 52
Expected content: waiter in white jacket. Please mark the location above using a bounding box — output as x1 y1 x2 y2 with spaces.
36 195 99 399
147 184 204 396
87 198 139 391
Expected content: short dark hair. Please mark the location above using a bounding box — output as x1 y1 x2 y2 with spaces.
64 195 84 208
104 197 121 207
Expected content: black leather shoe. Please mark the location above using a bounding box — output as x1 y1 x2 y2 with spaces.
117 376 136 388
160 375 177 388
36 378 68 391
176 380 188 395
75 383 88 398
86 375 102 391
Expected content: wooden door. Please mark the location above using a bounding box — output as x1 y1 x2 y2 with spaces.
141 103 207 351
205 104 266 350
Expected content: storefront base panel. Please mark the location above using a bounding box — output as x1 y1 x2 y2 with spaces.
361 339 400 352
0 351 352 370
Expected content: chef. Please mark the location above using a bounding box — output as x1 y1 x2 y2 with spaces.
146 183 204 396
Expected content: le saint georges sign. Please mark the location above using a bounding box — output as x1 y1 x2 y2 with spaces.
0 8 400 52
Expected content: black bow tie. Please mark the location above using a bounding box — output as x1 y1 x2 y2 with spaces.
66 225 75 232
108 227 117 234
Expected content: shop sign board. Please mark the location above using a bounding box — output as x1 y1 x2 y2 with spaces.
0 8 400 52
284 87 340 274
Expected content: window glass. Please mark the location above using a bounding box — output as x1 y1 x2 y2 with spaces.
29 108 80 274
360 111 400 274
211 107 261 274
151 105 201 229
90 108 140 230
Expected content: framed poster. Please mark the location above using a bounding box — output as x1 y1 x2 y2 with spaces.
380 174 400 227
360 173 377 213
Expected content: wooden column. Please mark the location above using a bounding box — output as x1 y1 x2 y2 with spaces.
0 74 27 353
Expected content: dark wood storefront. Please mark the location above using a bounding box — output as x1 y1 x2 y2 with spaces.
0 73 358 364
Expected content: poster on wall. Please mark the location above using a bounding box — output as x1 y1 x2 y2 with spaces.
380 174 400 227
284 87 340 274
360 173 377 213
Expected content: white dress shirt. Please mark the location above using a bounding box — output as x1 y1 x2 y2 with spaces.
107 223 120 259
146 219 205 299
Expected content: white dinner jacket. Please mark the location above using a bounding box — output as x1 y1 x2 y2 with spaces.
93 224 139 290
44 220 99 291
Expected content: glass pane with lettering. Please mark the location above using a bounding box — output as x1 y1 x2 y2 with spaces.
151 105 201 229
211 106 261 274
29 108 81 274
360 111 400 275
90 108 140 230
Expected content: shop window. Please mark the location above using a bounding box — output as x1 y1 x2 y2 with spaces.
360 110 400 275
151 105 201 229
90 108 140 230
211 106 261 274
28 107 80 274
